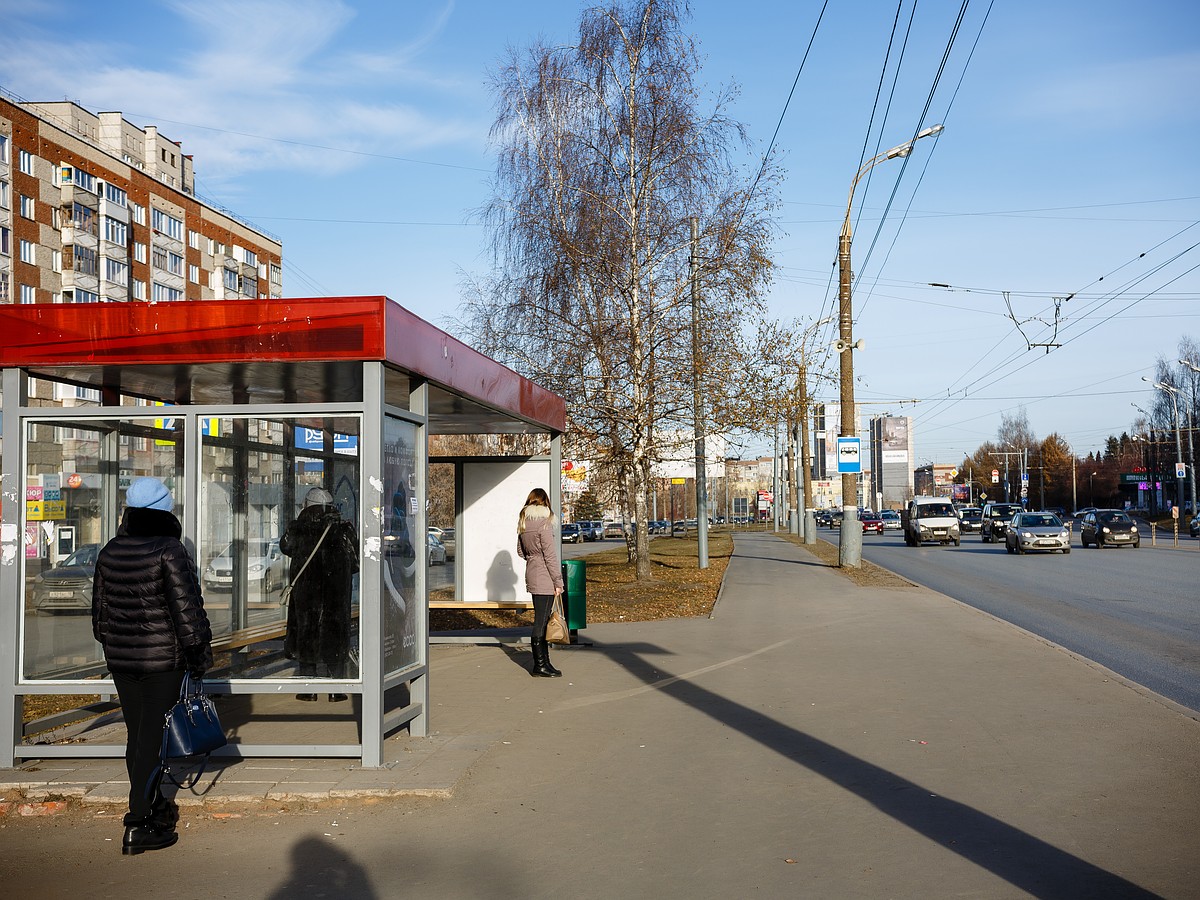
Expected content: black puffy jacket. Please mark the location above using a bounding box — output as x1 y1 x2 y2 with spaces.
92 507 213 676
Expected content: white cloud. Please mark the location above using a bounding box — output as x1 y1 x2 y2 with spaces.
0 0 482 181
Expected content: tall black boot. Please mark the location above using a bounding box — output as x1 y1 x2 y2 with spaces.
529 638 559 678
541 638 562 677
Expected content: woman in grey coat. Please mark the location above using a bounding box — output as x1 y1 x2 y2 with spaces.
516 488 564 677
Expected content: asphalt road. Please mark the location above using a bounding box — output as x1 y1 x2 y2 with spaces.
842 527 1200 714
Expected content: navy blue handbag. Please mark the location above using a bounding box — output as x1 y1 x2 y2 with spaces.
159 673 226 787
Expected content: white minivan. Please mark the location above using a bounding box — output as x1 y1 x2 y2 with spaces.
902 497 961 547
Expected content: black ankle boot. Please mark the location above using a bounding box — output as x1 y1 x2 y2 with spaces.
150 796 178 832
530 638 561 678
122 820 179 855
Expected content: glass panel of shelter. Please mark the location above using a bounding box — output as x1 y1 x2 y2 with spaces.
200 415 362 681
23 416 181 680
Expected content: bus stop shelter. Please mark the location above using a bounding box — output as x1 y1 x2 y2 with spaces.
0 296 565 767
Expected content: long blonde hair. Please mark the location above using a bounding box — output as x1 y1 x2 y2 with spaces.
518 488 554 533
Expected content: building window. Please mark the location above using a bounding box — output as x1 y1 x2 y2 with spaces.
130 202 146 225
189 264 199 284
0 179 9 209
0 271 9 303
74 245 98 276
20 194 34 219
151 245 168 270
243 248 257 267
105 258 129 286
20 239 36 264
103 182 128 207
270 263 282 286
206 237 216 255
103 216 128 246
0 225 9 256
51 207 60 228
151 208 183 240
52 249 62 273
223 268 239 292
189 230 202 249
168 251 184 276
19 149 35 175
132 279 146 300
152 281 183 302
75 288 100 303
20 284 36 303
242 273 258 296
71 202 97 235
0 133 9 164
133 242 147 263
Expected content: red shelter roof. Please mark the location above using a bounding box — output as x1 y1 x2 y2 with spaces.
0 297 565 433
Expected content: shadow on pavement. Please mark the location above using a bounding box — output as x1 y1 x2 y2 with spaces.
599 640 1159 899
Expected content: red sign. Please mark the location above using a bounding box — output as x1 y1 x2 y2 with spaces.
66 473 84 488
26 487 43 501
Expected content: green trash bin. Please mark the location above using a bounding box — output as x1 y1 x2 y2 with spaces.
561 559 587 631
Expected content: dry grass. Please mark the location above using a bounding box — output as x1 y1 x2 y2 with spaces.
774 530 914 588
429 531 733 631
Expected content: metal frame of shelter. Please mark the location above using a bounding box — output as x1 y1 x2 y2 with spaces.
0 297 565 768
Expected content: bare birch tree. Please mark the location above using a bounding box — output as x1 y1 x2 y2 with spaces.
458 0 778 579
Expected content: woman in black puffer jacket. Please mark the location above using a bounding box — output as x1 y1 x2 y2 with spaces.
92 477 212 856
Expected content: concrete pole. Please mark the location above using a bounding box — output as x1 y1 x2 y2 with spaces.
837 225 862 567
691 217 708 569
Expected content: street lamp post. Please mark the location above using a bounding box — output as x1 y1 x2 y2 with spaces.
1178 359 1199 514
837 124 942 568
1145 377 1186 514
1090 472 1097 507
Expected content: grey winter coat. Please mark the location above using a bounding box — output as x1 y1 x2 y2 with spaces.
517 505 563 595
92 507 213 676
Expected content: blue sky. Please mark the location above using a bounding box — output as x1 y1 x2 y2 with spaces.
2 0 1197 465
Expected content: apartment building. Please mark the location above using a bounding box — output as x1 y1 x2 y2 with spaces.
0 88 282 306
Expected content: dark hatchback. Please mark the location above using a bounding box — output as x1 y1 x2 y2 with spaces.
1080 509 1140 549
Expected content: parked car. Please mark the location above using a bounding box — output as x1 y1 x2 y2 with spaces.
203 539 286 595
957 507 983 533
1079 509 1139 549
29 543 101 614
603 521 626 538
1005 512 1071 554
980 502 1023 543
427 533 448 565
562 523 584 544
860 510 884 534
439 527 456 559
878 509 902 530
581 521 603 541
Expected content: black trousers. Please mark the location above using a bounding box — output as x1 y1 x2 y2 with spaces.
111 669 184 822
531 593 554 640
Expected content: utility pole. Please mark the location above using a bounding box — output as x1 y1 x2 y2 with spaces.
690 217 708 568
800 362 816 544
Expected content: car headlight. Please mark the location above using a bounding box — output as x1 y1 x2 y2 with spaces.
249 563 264 574
1130 525 1138 533
1102 526 1111 533
1060 531 1069 540
1021 531 1034 538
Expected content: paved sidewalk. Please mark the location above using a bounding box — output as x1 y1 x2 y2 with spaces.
2 532 1197 898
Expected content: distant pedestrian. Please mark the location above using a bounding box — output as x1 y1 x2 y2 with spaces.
280 487 359 700
92 477 213 856
517 488 564 677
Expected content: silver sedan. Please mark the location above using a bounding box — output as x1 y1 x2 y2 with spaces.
1005 512 1071 555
